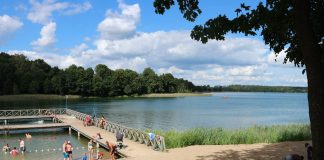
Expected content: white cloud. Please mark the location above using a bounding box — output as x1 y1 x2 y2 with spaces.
97 0 140 40
31 22 56 50
70 43 88 56
27 0 92 24
0 15 23 44
158 66 185 74
62 2 92 15
89 30 268 69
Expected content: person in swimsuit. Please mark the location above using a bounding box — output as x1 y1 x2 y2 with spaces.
62 140 68 160
19 138 25 153
2 144 11 152
25 133 32 139
88 139 93 156
10 147 19 156
66 141 73 159
106 141 116 160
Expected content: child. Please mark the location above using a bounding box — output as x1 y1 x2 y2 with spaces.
82 152 88 160
10 147 19 156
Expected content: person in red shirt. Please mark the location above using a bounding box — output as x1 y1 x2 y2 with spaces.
10 147 19 156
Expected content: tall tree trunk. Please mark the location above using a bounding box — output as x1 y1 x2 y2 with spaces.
292 0 324 159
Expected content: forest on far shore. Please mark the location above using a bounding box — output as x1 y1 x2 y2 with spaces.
0 52 307 97
0 52 195 96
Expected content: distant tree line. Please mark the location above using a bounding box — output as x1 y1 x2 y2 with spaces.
195 85 307 93
0 52 195 96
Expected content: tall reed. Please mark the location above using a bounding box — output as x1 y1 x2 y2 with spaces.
149 124 311 149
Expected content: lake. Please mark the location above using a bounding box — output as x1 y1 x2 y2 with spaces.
0 130 93 160
0 92 309 130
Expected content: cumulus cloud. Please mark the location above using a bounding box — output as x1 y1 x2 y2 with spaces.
89 30 268 69
27 0 92 24
0 15 23 44
31 22 56 50
97 0 140 40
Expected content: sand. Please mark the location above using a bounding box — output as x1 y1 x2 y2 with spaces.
126 141 310 160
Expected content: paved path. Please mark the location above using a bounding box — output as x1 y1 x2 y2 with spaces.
57 115 165 159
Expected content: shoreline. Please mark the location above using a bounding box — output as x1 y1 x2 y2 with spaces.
0 93 213 101
137 92 213 98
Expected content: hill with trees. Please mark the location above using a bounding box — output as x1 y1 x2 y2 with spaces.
0 52 194 96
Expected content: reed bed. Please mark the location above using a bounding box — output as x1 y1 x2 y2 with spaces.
150 124 311 149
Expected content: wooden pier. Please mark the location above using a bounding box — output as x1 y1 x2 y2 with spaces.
0 108 166 159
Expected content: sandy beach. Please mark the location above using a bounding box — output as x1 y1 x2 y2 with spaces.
138 93 213 98
126 141 310 160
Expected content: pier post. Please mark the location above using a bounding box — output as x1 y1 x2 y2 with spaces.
69 127 71 134
4 120 7 125
78 132 80 137
96 142 99 159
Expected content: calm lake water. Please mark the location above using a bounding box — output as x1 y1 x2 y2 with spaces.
0 92 309 130
0 130 94 160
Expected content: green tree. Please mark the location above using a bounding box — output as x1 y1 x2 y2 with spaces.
143 67 163 93
93 64 113 96
0 53 16 94
153 0 324 158
159 73 177 93
64 65 79 94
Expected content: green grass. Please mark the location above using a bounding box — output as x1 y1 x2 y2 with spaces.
149 124 311 149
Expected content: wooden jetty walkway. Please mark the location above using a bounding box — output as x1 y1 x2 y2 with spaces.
0 108 166 159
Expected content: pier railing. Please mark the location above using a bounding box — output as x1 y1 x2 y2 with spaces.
0 108 166 151
0 108 66 117
65 108 166 151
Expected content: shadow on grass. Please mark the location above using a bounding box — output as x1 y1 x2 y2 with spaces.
195 141 309 160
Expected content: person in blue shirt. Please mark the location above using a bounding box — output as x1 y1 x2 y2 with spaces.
82 153 88 160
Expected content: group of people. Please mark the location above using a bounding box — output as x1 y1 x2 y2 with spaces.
84 114 107 129
2 138 26 157
283 143 313 160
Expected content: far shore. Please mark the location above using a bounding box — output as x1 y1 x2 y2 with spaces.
137 92 213 98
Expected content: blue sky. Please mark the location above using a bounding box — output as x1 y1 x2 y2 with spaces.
0 0 307 86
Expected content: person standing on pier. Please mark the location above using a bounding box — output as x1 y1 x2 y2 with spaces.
19 138 25 154
85 114 91 126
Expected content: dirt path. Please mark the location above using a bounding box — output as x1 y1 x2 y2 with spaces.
127 141 310 160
